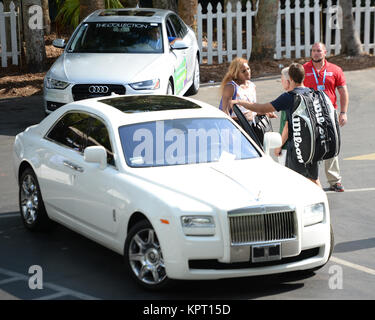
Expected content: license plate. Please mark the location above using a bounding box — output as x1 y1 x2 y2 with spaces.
251 243 281 263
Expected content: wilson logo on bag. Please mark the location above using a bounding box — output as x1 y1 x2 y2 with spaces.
290 89 341 164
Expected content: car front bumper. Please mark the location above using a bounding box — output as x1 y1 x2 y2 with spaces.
157 212 331 280
43 84 167 113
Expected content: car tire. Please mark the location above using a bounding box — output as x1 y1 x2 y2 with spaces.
186 56 200 96
124 220 173 290
19 167 51 231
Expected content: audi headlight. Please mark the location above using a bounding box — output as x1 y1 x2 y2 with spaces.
45 77 70 90
304 202 325 227
181 215 215 236
129 79 160 90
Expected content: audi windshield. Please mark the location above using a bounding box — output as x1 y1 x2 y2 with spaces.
68 22 164 53
119 118 260 167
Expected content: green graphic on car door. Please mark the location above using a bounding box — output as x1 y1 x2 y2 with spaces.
174 57 187 94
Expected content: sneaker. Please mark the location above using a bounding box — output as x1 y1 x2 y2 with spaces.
330 183 344 192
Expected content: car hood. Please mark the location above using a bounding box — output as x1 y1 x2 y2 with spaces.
48 53 166 84
131 158 325 212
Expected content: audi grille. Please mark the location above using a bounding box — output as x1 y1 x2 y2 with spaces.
72 84 126 101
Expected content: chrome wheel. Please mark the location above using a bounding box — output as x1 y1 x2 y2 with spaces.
20 174 39 225
19 168 51 231
128 227 166 286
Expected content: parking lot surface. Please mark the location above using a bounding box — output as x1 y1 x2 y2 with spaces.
0 68 374 300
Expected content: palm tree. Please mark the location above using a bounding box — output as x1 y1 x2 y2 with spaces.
42 0 51 34
56 0 123 29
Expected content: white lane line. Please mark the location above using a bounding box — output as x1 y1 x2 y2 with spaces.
43 282 101 300
33 292 68 300
0 277 22 285
0 267 100 300
331 256 375 276
326 187 375 194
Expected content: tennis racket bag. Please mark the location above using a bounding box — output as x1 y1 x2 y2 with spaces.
290 89 341 165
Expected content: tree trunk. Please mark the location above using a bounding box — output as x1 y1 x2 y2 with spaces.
41 0 51 35
178 0 197 31
79 0 104 22
252 0 278 61
152 0 177 12
21 0 46 72
340 0 363 56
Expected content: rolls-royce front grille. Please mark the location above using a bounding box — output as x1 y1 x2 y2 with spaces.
72 84 125 101
228 206 296 245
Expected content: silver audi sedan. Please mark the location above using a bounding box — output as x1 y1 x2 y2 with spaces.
43 8 200 114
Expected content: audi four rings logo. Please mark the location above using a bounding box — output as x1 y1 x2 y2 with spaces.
88 85 109 94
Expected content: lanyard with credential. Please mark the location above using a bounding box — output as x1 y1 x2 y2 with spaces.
312 68 326 91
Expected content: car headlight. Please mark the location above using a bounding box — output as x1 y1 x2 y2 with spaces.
45 77 70 90
181 215 215 236
129 79 160 90
304 202 325 227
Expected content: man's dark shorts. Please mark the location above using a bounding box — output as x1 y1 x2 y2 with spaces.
286 149 319 180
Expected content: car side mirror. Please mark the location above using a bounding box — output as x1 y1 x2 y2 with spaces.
263 132 282 156
52 39 66 49
171 39 188 50
84 146 107 170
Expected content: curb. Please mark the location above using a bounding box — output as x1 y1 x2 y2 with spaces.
200 74 282 88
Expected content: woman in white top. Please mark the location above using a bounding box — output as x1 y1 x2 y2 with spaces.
219 57 257 122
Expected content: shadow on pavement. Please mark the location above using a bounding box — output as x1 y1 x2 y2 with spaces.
0 213 313 300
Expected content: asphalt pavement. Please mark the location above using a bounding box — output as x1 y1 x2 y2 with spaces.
0 68 374 300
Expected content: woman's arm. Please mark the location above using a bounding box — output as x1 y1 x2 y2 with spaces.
221 84 235 116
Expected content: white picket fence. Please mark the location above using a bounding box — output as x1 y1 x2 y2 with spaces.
0 1 20 68
197 0 375 64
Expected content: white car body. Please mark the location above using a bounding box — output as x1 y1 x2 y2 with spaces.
13 95 332 288
43 8 200 114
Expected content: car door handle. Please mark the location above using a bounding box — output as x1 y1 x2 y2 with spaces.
63 160 84 173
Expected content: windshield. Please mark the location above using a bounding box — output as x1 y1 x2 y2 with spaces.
119 118 260 168
68 22 164 53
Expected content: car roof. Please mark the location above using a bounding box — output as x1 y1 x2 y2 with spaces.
84 8 173 24
45 95 229 130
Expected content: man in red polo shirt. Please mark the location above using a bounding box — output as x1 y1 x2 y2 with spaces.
303 42 349 192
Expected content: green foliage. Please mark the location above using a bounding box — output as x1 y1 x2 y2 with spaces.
56 0 80 29
56 0 124 29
